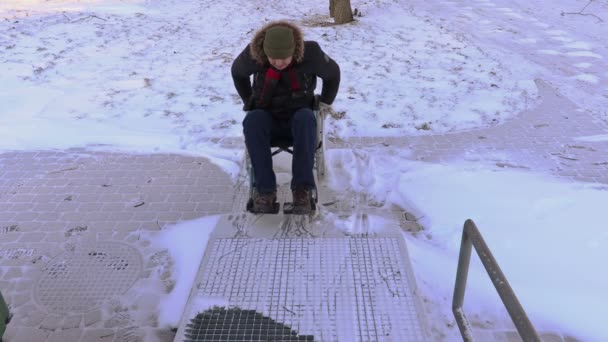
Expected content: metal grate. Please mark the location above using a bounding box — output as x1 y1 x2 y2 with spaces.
185 307 314 341
35 242 143 313
179 237 424 341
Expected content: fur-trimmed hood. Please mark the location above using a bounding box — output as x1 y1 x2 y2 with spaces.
249 21 305 65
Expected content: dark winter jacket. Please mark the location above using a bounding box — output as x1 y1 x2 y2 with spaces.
231 21 340 120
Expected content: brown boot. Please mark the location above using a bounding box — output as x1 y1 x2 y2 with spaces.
252 191 277 213
292 187 312 214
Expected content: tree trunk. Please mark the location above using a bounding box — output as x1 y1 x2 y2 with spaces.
333 0 354 24
329 0 336 18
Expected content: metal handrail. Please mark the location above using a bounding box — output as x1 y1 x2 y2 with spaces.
452 219 541 342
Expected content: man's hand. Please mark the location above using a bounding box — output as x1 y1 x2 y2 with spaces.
319 101 337 119
314 95 342 119
243 96 255 111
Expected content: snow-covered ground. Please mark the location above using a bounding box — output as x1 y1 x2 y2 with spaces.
2 0 608 340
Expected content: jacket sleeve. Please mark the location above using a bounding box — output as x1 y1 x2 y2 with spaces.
309 42 340 105
231 45 259 107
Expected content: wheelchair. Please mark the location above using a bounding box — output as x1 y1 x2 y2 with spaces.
245 99 326 214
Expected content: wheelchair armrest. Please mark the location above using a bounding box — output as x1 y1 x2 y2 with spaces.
313 95 321 111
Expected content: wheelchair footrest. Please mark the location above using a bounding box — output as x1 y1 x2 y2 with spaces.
246 198 281 214
282 200 316 215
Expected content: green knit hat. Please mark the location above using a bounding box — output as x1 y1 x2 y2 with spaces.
263 26 295 59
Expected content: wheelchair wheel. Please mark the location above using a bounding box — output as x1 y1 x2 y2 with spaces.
245 151 255 201
315 144 325 181
314 109 326 181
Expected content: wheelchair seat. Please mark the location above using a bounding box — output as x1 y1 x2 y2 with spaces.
270 137 294 156
268 96 322 157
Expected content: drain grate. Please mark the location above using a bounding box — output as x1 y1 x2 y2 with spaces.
185 307 314 342
35 242 143 313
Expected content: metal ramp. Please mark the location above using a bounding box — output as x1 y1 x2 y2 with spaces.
173 214 427 341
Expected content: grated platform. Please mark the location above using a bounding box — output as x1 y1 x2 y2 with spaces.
176 235 425 341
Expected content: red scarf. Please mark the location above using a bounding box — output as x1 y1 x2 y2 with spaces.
257 65 300 107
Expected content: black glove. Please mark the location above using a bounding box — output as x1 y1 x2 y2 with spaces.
243 96 255 111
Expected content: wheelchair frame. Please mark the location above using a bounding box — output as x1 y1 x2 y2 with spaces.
245 106 326 210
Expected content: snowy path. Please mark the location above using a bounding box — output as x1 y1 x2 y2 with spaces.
410 0 608 122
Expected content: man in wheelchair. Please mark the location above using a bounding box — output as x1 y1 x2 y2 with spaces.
231 21 340 214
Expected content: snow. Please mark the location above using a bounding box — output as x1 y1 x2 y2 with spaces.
565 50 603 58
329 149 608 339
565 41 593 50
150 215 220 327
2 0 608 340
575 134 608 143
573 74 599 83
574 62 592 69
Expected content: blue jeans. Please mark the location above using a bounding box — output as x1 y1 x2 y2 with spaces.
243 108 317 193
